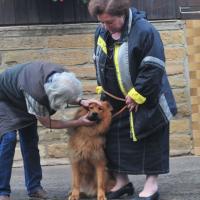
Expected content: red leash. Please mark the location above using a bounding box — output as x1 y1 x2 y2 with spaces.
101 89 127 118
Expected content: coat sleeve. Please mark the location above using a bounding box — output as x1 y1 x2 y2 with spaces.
93 26 107 101
93 26 101 86
128 26 166 105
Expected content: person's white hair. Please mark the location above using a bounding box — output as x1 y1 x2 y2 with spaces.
44 72 82 110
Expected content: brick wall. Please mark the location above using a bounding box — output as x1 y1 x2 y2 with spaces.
186 20 200 155
158 21 192 156
0 21 194 166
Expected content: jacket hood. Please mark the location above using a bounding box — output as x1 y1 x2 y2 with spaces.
117 7 146 42
131 7 146 25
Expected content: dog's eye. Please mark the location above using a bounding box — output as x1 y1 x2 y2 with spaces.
98 107 103 111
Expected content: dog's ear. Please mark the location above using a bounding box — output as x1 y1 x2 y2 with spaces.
102 101 113 111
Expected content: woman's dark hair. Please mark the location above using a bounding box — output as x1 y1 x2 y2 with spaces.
88 0 131 17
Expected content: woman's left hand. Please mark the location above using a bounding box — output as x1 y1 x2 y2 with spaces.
125 96 139 112
77 98 102 108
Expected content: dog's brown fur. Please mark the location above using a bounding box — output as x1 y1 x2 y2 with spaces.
68 101 113 200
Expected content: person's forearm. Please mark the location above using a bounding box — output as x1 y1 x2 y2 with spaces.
74 97 86 106
47 119 81 129
37 116 81 129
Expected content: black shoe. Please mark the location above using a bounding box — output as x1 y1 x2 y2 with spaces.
133 191 159 200
106 182 134 199
28 188 48 199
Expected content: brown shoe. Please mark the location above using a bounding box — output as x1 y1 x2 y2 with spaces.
29 188 48 199
0 196 10 200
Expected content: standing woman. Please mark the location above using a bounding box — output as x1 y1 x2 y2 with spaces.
88 0 177 200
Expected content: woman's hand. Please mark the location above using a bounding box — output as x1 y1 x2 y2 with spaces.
77 113 96 126
78 98 102 108
125 96 139 112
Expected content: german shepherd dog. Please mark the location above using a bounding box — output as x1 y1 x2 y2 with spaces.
68 101 113 200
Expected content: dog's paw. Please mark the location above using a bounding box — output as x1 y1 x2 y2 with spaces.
97 193 107 200
68 191 80 200
68 194 80 200
97 196 107 200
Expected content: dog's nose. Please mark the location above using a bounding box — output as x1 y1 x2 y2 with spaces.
87 112 99 121
92 112 98 117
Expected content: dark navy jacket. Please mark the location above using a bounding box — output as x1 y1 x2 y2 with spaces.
93 8 177 140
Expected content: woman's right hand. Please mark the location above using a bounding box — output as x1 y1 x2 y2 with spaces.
77 113 96 126
125 96 139 112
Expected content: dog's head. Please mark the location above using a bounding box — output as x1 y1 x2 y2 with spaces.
87 101 113 123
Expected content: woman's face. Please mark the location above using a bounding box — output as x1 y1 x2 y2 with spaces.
97 13 125 34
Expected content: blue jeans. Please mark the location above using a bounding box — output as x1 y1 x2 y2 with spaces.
0 123 42 196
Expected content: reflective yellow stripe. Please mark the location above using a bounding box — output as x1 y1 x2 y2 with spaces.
114 44 137 142
114 44 127 96
128 88 146 104
96 86 103 94
130 112 137 141
97 36 107 55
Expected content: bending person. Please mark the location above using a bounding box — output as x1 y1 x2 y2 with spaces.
0 61 96 200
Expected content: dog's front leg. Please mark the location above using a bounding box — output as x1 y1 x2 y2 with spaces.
96 161 106 200
68 162 80 200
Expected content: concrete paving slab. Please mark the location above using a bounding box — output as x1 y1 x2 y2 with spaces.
10 156 200 200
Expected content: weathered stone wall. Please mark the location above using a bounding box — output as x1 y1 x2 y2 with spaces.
0 21 193 166
185 20 200 155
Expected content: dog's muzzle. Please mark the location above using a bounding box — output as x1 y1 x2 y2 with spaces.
87 112 100 122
